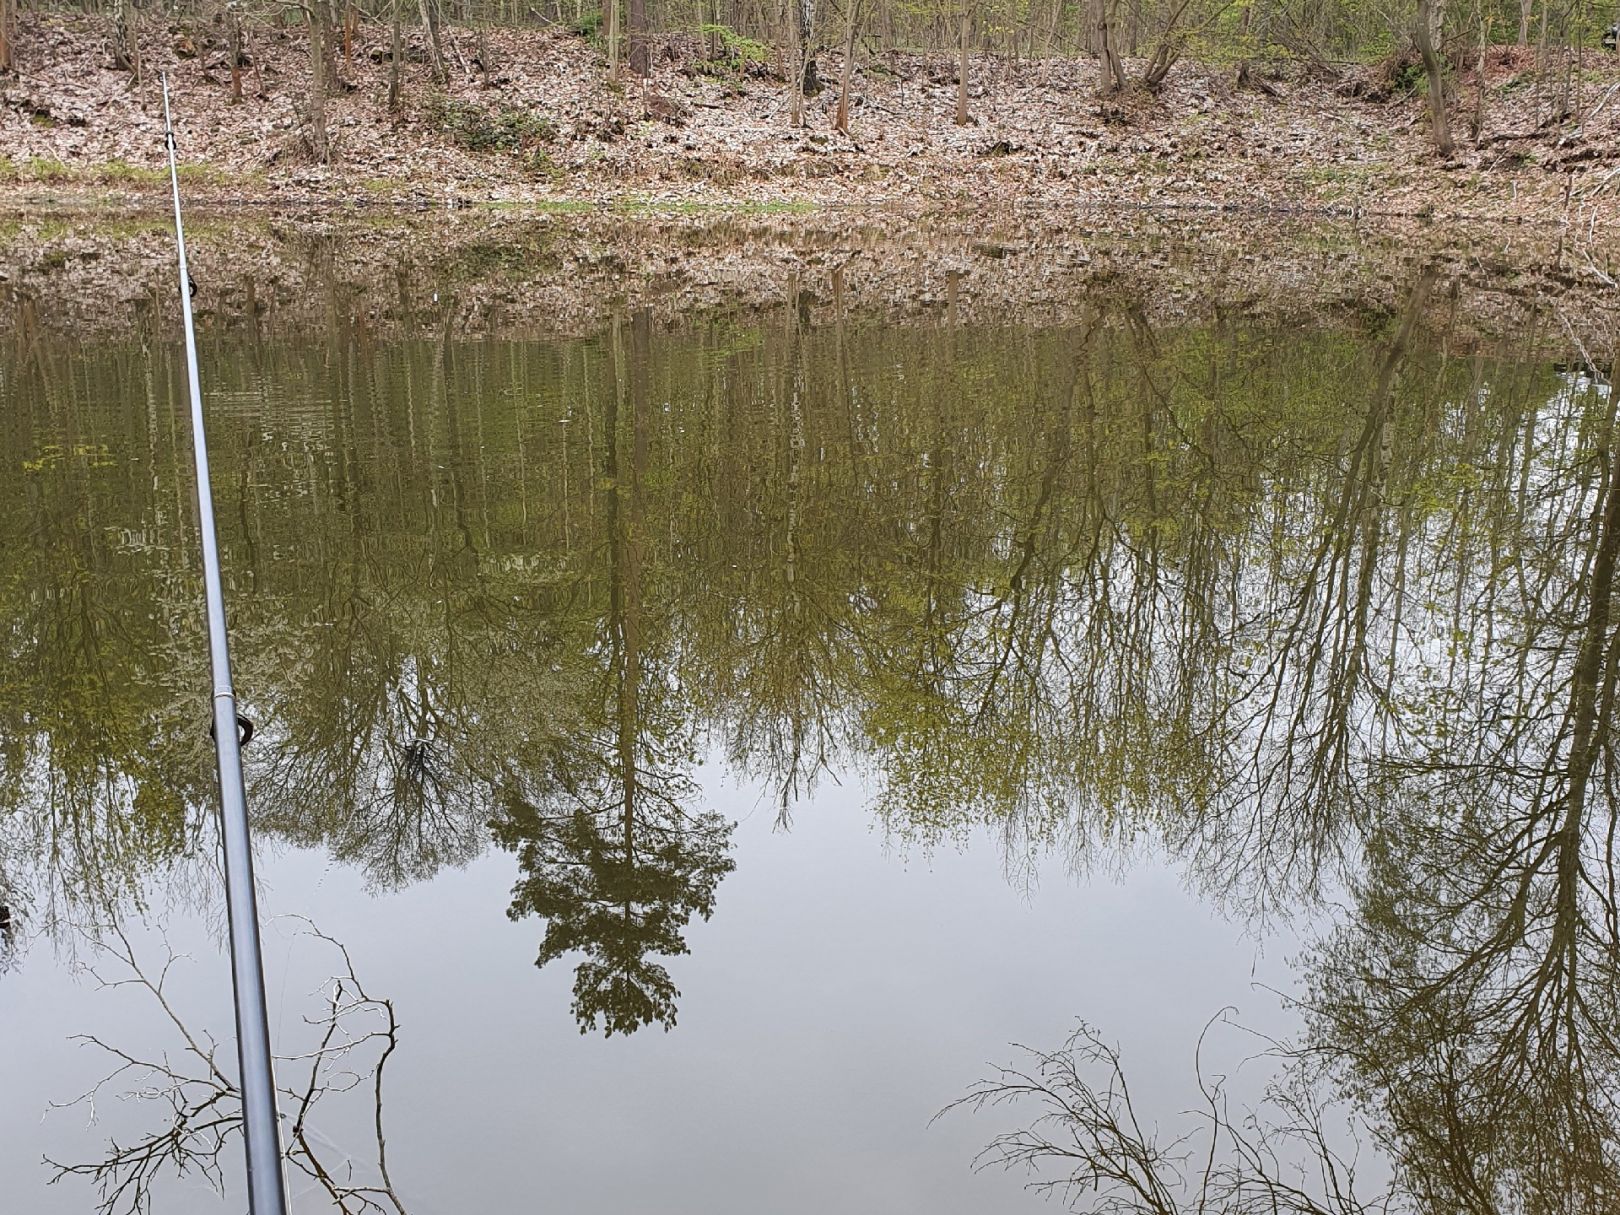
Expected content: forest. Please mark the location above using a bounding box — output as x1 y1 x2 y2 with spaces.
4 0 1620 219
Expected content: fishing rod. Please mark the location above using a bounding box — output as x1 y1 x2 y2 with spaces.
160 73 290 1215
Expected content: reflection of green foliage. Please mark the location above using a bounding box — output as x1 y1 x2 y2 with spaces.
0 286 1574 970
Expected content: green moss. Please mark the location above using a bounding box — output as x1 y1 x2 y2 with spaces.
428 96 556 154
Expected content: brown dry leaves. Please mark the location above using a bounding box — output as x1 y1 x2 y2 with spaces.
5 12 1620 229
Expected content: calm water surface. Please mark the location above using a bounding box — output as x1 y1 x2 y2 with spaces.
1 250 1616 1212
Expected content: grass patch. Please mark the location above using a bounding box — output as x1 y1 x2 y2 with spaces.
24 157 74 183
1299 162 1375 200
98 160 168 186
612 196 818 215
0 158 249 188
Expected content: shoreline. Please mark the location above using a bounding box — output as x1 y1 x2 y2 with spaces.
5 205 1617 358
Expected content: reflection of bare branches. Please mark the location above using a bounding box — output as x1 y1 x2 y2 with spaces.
46 921 407 1215
0 898 16 974
941 1017 1393 1215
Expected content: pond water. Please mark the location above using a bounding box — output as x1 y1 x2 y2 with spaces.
1 233 1617 1213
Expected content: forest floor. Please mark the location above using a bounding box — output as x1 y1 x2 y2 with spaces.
6 12 1620 237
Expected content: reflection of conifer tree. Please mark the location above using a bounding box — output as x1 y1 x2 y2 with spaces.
493 790 733 1036
494 311 734 1037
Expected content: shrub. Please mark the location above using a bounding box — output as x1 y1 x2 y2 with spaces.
699 23 770 75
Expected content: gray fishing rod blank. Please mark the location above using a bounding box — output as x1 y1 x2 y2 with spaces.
161 73 290 1215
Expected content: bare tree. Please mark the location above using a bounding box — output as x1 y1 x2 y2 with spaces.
628 0 649 76
1413 0 1455 155
111 0 142 84
227 2 245 103
835 0 862 133
306 0 332 163
1096 0 1128 92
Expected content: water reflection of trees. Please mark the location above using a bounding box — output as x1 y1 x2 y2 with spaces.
2 281 1617 1165
492 313 734 1036
1298 361 1620 1213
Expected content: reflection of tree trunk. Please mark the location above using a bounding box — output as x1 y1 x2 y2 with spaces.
606 311 650 849
784 293 805 614
979 359 1077 718
1554 419 1620 956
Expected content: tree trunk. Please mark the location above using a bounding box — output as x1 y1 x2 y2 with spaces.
797 0 820 93
608 0 620 83
229 7 244 101
1518 0 1530 46
388 11 403 110
418 0 446 85
1 0 16 74
835 0 859 133
343 2 358 66
307 3 331 163
955 8 970 124
113 0 143 85
1097 0 1126 91
787 0 803 125
628 0 649 76
1413 0 1455 156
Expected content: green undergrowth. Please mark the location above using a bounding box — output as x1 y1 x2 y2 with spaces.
428 95 556 153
